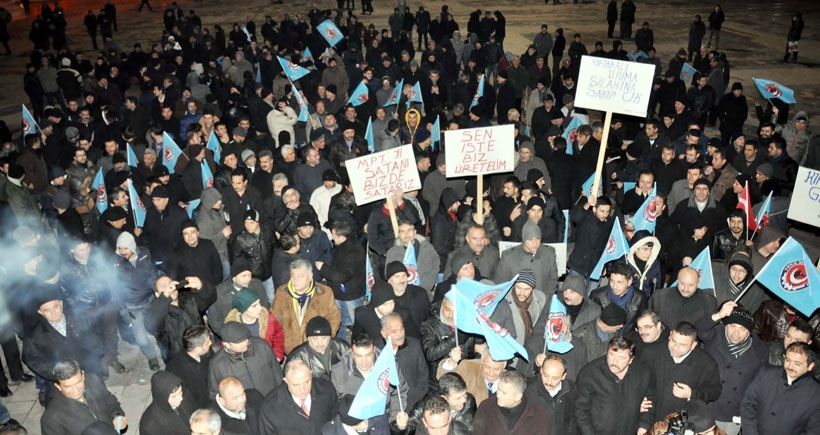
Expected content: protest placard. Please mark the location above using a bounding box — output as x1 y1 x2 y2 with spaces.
348 145 421 206
499 241 567 275
574 55 656 117
788 166 820 227
444 124 515 178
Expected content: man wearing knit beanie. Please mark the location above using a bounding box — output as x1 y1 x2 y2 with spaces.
501 268 547 346
352 281 395 348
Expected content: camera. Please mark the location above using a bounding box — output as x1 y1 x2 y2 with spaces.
666 409 695 435
175 279 189 290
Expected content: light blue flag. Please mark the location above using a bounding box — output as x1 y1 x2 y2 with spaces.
185 199 201 219
365 251 375 301
406 81 423 109
753 78 796 104
524 125 530 138
630 184 658 233
562 116 586 155
627 50 648 62
755 191 773 229
161 132 183 174
127 179 146 227
201 161 214 189
403 243 421 286
348 80 370 107
91 170 107 214
444 278 529 361
317 19 344 47
581 172 604 198
430 117 441 151
545 295 574 354
301 47 314 63
590 217 629 280
672 247 715 290
256 63 262 84
365 117 375 153
470 75 484 110
755 237 820 317
241 26 252 42
126 143 139 167
384 79 403 107
22 105 39 136
277 56 311 82
348 338 400 420
562 210 569 243
207 132 221 164
680 63 698 82
291 81 310 122
623 182 637 193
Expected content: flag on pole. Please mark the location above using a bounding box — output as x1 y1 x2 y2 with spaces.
348 338 400 420
590 217 629 280
672 247 715 290
207 132 221 164
241 26 252 42
126 143 139 167
348 80 370 107
127 179 146 227
406 81 423 109
630 185 658 233
185 199 201 219
277 56 311 82
365 252 375 301
364 117 375 153
470 75 484 110
737 181 756 231
317 19 344 47
753 78 797 104
384 79 403 107
561 116 586 155
430 116 441 152
444 277 529 361
562 210 569 243
301 47 314 63
403 243 421 286
91 170 107 214
755 192 773 229
680 63 698 82
256 63 262 84
22 105 39 136
581 173 604 198
201 161 214 189
754 237 820 317
291 81 310 122
627 50 648 62
161 132 183 174
545 295 574 354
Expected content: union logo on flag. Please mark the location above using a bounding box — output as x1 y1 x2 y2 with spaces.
376 370 391 394
164 146 174 162
780 260 809 292
547 313 564 344
136 196 146 212
96 185 107 203
567 127 579 143
406 264 419 286
325 27 337 39
644 198 657 222
358 93 368 103
605 236 616 254
764 83 783 99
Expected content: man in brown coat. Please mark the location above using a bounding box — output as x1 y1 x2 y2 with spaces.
270 258 341 354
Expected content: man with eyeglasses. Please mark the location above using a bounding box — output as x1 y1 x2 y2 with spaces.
625 309 669 356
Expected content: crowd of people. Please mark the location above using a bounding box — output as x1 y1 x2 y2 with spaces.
0 0 818 434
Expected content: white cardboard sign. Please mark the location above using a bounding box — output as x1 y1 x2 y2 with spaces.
444 124 515 177
574 55 655 117
788 166 820 226
347 144 421 206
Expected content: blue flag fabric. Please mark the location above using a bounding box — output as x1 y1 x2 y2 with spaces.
562 210 569 243
22 105 39 136
444 278 529 361
755 237 820 317
753 77 796 104
680 63 698 82
348 338 400 420
470 75 484 110
277 56 311 82
348 80 370 107
365 252 375 301
590 217 629 280
256 63 262 84
161 132 183 174
291 81 310 122
185 199 201 219
91 170 107 214
365 117 375 153
403 243 421 286
384 79 403 107
627 51 648 62
581 173 604 198
406 81 423 109
317 20 344 47
623 182 637 193
630 185 658 233
201 161 214 189
546 295 574 354
562 116 586 155
207 132 221 164
672 247 715 290
430 117 441 151
126 143 139 168
241 26 252 42
755 191 773 229
301 47 314 63
127 179 146 227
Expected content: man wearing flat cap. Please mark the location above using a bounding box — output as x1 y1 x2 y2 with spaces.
208 322 283 398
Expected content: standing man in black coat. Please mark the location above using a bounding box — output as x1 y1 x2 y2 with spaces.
525 355 578 435
258 359 338 434
687 15 706 62
606 0 618 39
167 219 223 287
315 221 365 339
619 0 636 40
145 275 216 362
165 325 213 409
211 376 263 435
141 185 188 268
415 7 430 51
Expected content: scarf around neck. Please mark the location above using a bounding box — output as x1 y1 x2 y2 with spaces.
512 294 535 340
726 329 753 359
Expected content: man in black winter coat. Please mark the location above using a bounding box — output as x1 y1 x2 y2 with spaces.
525 355 578 435
317 221 366 338
566 196 619 295
145 275 216 361
258 359 338 434
165 325 214 409
210 376 263 435
589 262 648 332
167 219 222 287
430 188 461 273
139 371 196 435
649 267 717 330
141 185 188 267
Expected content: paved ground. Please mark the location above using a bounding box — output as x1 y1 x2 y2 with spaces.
0 0 819 433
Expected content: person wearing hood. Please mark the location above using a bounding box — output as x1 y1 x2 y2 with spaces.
627 230 662 297
430 187 461 273
750 225 784 276
196 187 231 279
386 220 440 292
139 371 195 435
713 249 763 313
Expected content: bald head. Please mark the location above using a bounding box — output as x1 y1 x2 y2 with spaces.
217 376 246 413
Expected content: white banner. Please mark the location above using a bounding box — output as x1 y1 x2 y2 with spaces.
347 145 421 206
574 55 655 117
444 124 515 177
788 166 820 227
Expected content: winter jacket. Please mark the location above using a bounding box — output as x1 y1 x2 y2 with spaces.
741 365 820 435
328 136 369 169
231 229 273 280
317 237 366 301
671 194 727 260
495 243 559 297
429 188 460 272
168 238 222 287
165 350 213 409
589 285 647 332
421 316 477 379
368 200 421 257
331 348 409 422
511 196 564 243
23 311 103 382
208 336 283 397
712 253 764 313
769 152 799 194
386 237 440 292
405 393 476 434
270 281 341 354
626 234 662 297
145 281 216 358
208 278 268 337
566 202 617 276
16 146 49 193
258 376 338 435
694 316 768 421
649 286 717 330
196 188 230 261
525 377 578 435
395 337 431 410
142 204 188 266
444 245 500 280
224 309 285 362
472 395 550 435
114 247 159 308
271 250 303 289
139 371 195 435
60 256 112 310
266 105 298 148
287 338 350 380
40 373 124 435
